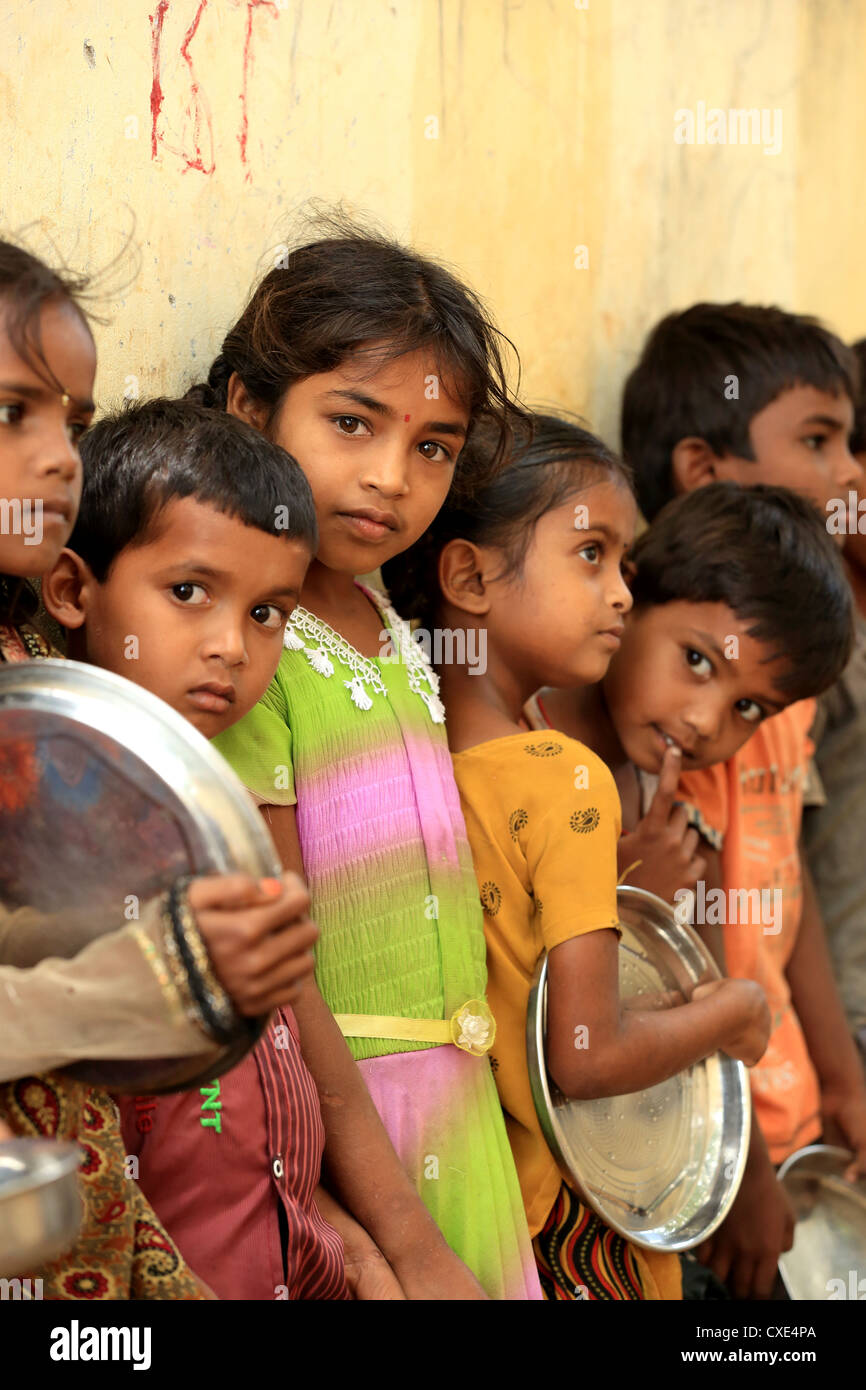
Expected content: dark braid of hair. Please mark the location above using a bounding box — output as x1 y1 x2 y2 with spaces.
184 354 233 410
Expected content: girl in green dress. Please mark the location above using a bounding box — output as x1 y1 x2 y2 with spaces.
195 220 542 1298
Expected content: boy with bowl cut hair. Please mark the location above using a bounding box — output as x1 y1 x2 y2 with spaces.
616 301 866 1299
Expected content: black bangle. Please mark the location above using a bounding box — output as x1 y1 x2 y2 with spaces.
168 876 240 1045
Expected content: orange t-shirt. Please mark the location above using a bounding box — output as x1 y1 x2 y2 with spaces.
678 701 821 1163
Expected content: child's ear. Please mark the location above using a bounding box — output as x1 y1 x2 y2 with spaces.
671 437 722 494
42 549 93 630
226 372 268 433
438 538 491 617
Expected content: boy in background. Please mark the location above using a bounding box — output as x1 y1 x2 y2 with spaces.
801 335 866 1065
620 303 866 1298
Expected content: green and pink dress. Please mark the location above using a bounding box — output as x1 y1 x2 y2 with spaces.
213 584 541 1300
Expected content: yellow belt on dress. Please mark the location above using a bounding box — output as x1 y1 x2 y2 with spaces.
333 998 496 1057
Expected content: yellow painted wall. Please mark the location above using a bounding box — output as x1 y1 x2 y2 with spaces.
2 0 865 448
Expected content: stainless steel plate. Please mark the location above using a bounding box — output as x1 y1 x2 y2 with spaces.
0 1139 83 1278
0 659 281 1092
778 1145 866 1300
527 884 751 1252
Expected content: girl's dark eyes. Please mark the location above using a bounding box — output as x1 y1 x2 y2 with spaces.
578 542 601 564
418 440 452 463
0 403 90 441
803 434 826 451
331 414 451 462
333 415 370 436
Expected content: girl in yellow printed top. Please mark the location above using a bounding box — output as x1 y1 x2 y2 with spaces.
383 414 771 1301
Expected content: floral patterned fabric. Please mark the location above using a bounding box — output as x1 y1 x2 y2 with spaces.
0 600 206 1299
2 1075 205 1299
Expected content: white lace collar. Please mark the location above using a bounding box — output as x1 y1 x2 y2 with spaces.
283 586 446 723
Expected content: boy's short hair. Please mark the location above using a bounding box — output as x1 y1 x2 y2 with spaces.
71 398 318 580
628 482 854 702
621 302 858 520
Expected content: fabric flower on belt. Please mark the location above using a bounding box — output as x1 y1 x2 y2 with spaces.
450 999 496 1056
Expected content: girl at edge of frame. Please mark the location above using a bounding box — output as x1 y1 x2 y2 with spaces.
193 216 543 1300
382 412 771 1300
0 237 215 1296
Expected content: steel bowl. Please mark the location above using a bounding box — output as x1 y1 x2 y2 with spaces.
0 659 281 1092
527 884 751 1252
778 1144 866 1300
0 1139 82 1278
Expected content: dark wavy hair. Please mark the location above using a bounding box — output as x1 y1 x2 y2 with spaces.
621 302 858 520
185 210 524 501
0 238 93 388
383 412 633 630
629 482 854 699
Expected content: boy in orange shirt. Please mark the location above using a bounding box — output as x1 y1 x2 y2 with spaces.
619 302 866 1297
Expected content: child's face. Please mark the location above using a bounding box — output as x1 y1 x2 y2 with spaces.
0 298 95 578
48 497 310 738
484 479 637 691
263 347 470 574
602 600 791 774
713 384 860 527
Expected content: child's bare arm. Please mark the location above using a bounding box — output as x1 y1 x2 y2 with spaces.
263 802 488 1300
788 853 866 1177
546 927 769 1100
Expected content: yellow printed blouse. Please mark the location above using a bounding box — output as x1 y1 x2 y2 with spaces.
452 730 621 1235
